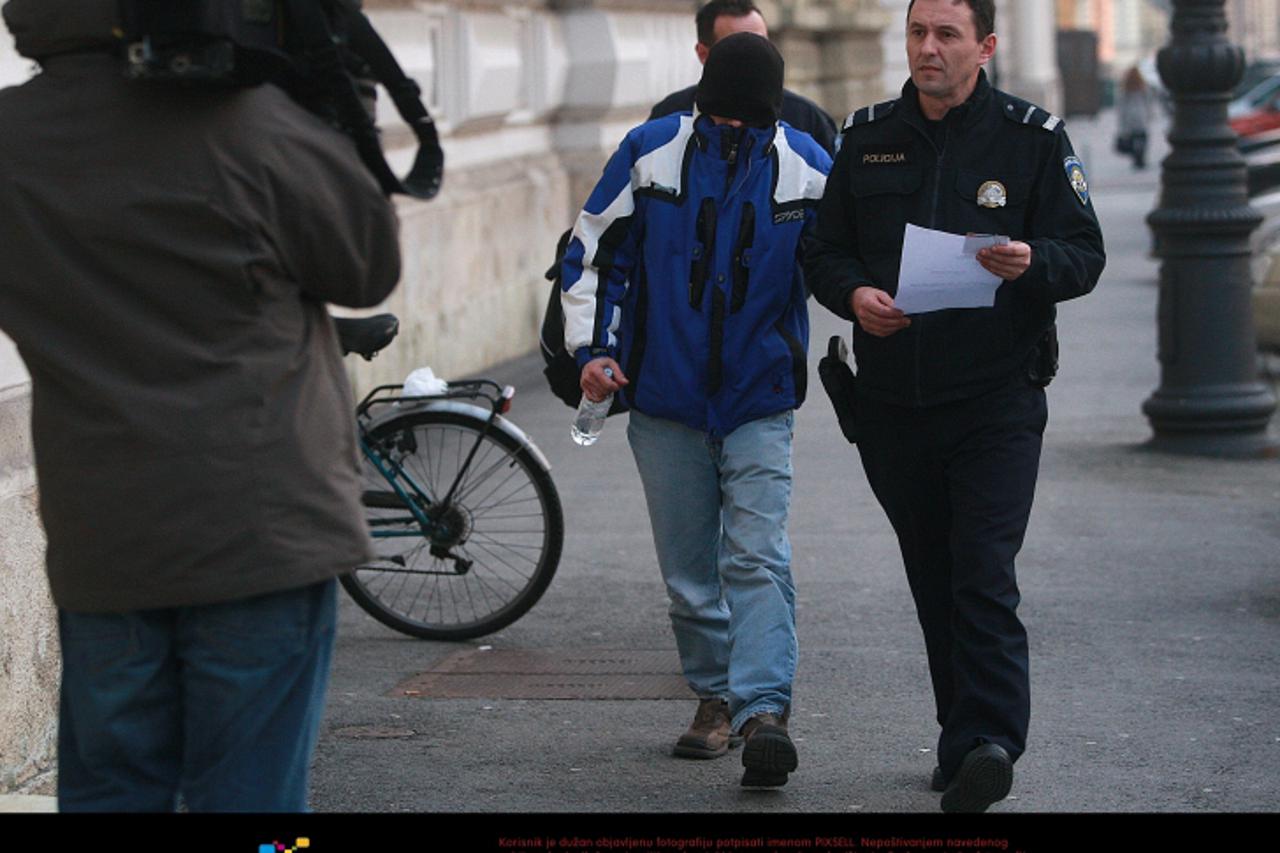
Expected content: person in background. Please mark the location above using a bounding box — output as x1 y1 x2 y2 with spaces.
1116 65 1154 170
649 0 838 156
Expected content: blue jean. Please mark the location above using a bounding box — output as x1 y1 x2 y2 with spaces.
56 579 337 812
627 410 797 733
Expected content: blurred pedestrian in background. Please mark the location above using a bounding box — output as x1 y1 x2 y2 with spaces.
1116 65 1154 170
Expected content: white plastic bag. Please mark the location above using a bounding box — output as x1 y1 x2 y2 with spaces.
403 367 448 397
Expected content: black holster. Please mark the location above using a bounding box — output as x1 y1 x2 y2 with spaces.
818 335 859 443
1027 325 1059 388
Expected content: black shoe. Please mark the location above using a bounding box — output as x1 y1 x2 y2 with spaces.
939 743 1013 813
930 765 946 792
739 713 798 788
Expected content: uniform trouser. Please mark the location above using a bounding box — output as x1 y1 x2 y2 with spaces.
627 409 798 733
855 379 1047 781
56 578 337 812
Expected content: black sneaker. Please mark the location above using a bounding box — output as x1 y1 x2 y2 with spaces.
940 743 1013 813
930 765 947 792
739 713 798 788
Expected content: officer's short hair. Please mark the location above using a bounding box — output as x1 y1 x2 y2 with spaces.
906 0 996 41
696 1 764 47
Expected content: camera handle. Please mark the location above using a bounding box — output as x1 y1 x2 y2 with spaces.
285 0 444 200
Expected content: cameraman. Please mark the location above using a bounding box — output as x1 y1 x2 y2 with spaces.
0 0 400 811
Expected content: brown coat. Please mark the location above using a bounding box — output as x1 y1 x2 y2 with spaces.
0 0 402 611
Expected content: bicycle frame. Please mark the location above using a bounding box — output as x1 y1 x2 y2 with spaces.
356 380 519 547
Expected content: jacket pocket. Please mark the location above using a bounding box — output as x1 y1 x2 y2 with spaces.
849 167 923 259
849 165 924 200
688 198 716 310
730 203 756 314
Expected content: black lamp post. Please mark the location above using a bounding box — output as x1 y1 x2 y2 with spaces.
1143 0 1278 457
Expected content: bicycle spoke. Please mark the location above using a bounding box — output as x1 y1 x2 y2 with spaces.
452 444 521 505
458 539 534 589
454 544 527 603
468 531 543 562
469 490 545 518
456 459 526 511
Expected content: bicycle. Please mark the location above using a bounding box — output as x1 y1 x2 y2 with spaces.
335 314 563 640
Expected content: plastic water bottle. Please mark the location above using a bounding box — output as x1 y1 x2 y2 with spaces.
570 368 613 446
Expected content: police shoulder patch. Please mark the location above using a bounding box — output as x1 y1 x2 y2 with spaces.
1064 156 1090 205
998 93 1062 133
843 98 899 132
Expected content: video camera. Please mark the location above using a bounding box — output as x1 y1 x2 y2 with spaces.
117 0 443 199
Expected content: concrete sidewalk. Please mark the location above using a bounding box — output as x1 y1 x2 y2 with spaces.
311 109 1280 813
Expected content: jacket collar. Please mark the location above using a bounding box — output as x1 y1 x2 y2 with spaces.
899 67 993 133
692 110 778 160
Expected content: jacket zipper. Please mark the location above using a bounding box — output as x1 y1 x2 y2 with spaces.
708 127 753 409
723 127 743 192
915 120 949 407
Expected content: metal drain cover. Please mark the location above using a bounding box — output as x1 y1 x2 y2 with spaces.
394 649 693 700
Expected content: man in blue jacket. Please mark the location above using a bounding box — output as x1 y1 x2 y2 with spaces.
562 32 830 788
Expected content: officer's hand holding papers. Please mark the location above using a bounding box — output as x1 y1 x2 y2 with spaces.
893 223 1010 314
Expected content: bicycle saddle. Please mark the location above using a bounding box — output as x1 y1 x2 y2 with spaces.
335 314 400 360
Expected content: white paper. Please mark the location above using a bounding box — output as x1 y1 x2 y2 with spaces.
895 224 1005 314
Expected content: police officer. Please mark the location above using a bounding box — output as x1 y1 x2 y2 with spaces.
804 0 1105 812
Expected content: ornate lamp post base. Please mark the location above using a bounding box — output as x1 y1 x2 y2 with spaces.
1144 389 1278 457
1144 0 1278 458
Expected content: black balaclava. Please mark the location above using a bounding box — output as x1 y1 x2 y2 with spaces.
694 31 784 127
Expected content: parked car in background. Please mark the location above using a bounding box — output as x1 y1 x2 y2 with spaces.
1232 62 1280 351
1229 73 1280 139
1236 57 1280 99
1246 146 1280 353
1230 84 1280 139
1232 106 1280 139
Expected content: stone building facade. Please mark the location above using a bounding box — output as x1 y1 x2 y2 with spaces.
1058 0 1280 83
0 33 58 796
1226 0 1280 60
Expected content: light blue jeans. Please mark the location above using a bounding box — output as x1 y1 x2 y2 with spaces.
627 409 797 733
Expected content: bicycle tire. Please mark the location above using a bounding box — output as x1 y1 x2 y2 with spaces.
342 409 563 640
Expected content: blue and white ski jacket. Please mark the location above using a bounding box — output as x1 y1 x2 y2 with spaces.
562 112 831 436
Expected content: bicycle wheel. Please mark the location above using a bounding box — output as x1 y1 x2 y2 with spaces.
342 409 563 640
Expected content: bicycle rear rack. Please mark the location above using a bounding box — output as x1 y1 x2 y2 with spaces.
356 379 515 420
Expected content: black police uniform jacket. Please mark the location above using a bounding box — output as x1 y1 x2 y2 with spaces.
804 70 1105 407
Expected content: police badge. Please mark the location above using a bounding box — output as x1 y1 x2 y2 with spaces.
977 181 1007 208
1065 156 1090 205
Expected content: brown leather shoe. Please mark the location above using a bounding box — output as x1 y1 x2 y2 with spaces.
740 712 798 787
673 698 735 759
